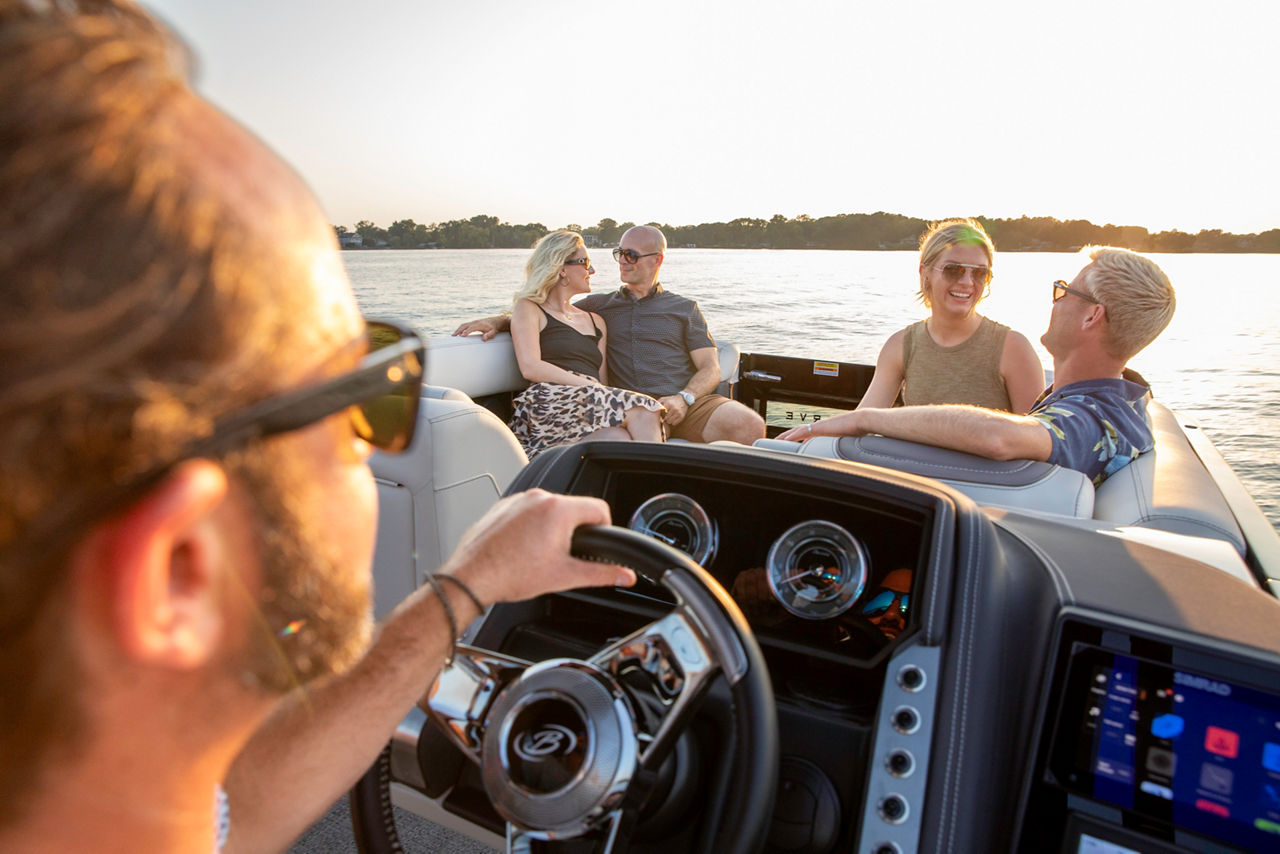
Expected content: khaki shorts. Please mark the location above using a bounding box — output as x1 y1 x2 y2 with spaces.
666 393 733 443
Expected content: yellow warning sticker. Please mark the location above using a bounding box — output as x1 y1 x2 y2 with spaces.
813 361 839 377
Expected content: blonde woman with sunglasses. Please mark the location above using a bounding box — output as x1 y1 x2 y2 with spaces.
509 231 664 458
857 218 1045 413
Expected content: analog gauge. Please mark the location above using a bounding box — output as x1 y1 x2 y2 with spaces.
628 493 718 566
766 520 869 620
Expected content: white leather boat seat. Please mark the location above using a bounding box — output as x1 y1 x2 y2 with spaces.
368 385 527 617
754 435 1096 518
427 333 742 399
1093 401 1246 556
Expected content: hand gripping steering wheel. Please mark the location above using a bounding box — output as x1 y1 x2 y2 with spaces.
351 525 778 854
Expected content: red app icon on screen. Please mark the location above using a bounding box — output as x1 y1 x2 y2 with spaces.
1204 726 1239 758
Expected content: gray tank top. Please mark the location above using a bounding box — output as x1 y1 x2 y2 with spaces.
901 316 1012 411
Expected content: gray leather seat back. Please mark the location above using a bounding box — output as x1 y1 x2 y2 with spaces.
368 385 527 617
1093 401 1246 555
715 340 740 397
756 434 1095 518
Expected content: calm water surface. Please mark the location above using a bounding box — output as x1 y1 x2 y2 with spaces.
345 249 1280 530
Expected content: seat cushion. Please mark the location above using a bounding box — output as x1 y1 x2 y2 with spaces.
368 390 527 616
1093 401 1245 555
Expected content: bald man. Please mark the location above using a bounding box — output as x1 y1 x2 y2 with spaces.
456 225 765 444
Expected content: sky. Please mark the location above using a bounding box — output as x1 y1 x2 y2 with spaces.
142 0 1280 236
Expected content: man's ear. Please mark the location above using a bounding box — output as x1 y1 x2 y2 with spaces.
1082 302 1108 331
80 459 236 669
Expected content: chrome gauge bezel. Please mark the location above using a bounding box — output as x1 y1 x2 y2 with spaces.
627 493 718 566
765 519 869 620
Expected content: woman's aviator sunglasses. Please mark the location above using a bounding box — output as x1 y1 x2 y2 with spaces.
564 257 591 267
934 262 993 287
612 247 661 264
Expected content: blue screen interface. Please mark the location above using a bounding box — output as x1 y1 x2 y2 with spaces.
1053 648 1280 850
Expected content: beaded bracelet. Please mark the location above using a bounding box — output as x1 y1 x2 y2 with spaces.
435 573 486 614
420 573 457 665
425 573 487 666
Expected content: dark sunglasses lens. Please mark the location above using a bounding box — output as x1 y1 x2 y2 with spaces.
355 322 423 452
613 248 638 263
861 589 895 618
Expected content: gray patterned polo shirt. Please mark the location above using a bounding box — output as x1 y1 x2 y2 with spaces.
577 284 716 398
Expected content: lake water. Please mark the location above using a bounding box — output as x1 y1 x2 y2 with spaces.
343 248 1280 531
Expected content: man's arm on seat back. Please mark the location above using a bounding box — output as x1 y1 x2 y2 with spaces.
453 314 510 340
780 403 1054 463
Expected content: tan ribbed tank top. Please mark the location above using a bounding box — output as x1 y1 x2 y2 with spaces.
901 316 1012 411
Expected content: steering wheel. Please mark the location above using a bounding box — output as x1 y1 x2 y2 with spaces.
351 525 778 854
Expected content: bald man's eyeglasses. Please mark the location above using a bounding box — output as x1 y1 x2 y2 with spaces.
612 248 661 264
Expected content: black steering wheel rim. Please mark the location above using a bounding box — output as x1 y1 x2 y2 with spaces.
351 524 778 854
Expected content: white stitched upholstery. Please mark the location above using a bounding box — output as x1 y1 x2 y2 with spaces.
1093 401 1245 555
368 387 527 617
429 334 740 398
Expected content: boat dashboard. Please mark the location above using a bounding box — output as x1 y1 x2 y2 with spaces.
407 440 1280 853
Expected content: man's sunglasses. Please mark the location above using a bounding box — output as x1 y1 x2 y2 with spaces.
1052 279 1102 305
933 263 993 287
860 588 909 619
564 257 592 267
1 318 424 631
612 248 661 264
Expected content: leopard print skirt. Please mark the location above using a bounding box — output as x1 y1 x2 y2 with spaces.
510 377 664 459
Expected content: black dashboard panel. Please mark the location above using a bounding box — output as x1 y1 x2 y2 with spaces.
431 441 1280 853
476 442 963 853
515 442 946 671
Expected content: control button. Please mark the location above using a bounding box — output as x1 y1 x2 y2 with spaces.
872 844 903 854
897 664 926 692
891 706 920 735
886 749 915 778
878 794 909 825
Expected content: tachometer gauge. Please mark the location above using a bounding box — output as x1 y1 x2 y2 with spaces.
628 493 718 566
766 520 868 620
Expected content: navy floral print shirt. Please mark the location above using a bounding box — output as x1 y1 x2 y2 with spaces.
1030 376 1153 486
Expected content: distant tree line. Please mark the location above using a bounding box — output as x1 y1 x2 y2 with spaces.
334 212 1280 253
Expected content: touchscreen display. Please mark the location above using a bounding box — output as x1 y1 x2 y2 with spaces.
1049 647 1280 850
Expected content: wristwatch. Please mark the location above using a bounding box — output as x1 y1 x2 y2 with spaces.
679 390 696 406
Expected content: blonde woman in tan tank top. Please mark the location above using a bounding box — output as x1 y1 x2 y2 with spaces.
858 219 1045 413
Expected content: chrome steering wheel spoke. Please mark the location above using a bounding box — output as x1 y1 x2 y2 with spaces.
589 608 719 770
430 644 532 762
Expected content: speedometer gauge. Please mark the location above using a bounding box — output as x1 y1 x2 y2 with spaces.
766 520 869 620
628 493 718 566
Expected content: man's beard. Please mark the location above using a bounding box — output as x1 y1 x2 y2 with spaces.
227 444 373 693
